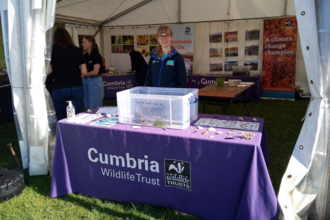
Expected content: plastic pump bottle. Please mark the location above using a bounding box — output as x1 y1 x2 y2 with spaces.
66 101 75 118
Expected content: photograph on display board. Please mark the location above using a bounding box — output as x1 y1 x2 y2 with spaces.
150 46 157 55
246 30 260 41
137 35 149 45
209 33 222 43
245 45 259 55
224 31 238 42
111 45 122 53
111 36 123 44
149 35 158 45
210 63 223 71
244 60 258 70
225 47 238 57
224 61 238 71
123 45 134 54
136 46 150 57
123 35 134 45
210 48 222 57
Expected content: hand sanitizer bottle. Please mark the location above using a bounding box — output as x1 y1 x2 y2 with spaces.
66 101 75 118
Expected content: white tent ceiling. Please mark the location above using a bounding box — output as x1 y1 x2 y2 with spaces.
55 0 296 26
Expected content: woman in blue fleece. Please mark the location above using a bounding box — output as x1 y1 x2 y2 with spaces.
145 25 187 88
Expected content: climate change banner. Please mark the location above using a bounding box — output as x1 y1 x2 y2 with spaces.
262 17 298 99
170 25 194 74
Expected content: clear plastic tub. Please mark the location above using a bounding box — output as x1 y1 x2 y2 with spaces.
117 87 199 129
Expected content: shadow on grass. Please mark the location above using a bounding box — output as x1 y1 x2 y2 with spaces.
24 172 199 220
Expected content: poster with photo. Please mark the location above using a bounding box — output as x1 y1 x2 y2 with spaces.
225 47 238 57
123 45 134 53
149 35 158 45
123 35 134 44
263 17 297 99
136 46 150 57
171 25 195 73
224 31 238 42
244 60 258 70
210 63 223 71
111 36 123 44
137 35 149 45
245 45 259 55
224 61 238 71
246 30 260 41
209 33 222 43
210 48 222 57
111 45 122 53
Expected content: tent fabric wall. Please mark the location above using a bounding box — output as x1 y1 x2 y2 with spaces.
0 0 57 175
278 0 330 219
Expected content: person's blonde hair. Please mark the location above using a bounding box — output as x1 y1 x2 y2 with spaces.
156 25 175 58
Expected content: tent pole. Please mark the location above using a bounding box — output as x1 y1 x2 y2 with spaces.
284 0 288 16
178 0 181 24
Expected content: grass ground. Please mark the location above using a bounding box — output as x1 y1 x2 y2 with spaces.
0 97 310 219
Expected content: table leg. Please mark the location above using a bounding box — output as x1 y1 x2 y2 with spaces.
243 90 250 116
223 98 230 114
203 97 206 113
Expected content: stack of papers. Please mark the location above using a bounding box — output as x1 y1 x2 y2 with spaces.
67 113 102 124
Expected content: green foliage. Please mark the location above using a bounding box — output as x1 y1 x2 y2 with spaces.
0 98 310 219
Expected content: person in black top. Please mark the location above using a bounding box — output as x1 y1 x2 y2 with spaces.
81 36 104 110
48 28 87 120
145 25 187 88
127 47 148 86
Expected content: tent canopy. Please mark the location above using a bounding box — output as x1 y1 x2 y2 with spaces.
55 0 296 26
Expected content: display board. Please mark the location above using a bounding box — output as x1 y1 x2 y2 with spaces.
262 17 298 100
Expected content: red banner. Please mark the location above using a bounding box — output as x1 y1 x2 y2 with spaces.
262 17 298 92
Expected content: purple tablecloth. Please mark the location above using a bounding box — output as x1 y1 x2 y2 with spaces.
50 113 278 220
103 75 140 98
187 75 262 103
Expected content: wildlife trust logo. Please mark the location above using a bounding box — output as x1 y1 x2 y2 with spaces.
164 159 191 191
126 79 133 88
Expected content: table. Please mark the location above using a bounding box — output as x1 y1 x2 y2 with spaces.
102 74 140 98
50 112 278 220
187 75 262 103
0 85 14 124
199 83 255 115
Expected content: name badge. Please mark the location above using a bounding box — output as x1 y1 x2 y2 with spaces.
166 60 174 66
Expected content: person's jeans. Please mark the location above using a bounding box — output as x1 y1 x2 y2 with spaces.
52 86 84 121
83 77 104 110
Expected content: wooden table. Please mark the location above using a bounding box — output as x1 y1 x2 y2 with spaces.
199 83 255 115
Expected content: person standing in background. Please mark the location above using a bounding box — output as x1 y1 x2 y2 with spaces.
127 46 148 86
145 25 187 88
81 36 104 110
48 28 87 121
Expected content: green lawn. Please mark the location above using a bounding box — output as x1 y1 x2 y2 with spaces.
0 98 310 219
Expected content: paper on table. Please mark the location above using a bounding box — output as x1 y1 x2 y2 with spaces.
95 106 118 115
240 82 254 85
67 113 102 124
238 85 248 87
90 118 119 127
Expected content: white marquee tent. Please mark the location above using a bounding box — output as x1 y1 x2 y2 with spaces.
0 0 329 219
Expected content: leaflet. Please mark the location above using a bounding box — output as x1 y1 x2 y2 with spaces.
90 117 119 127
